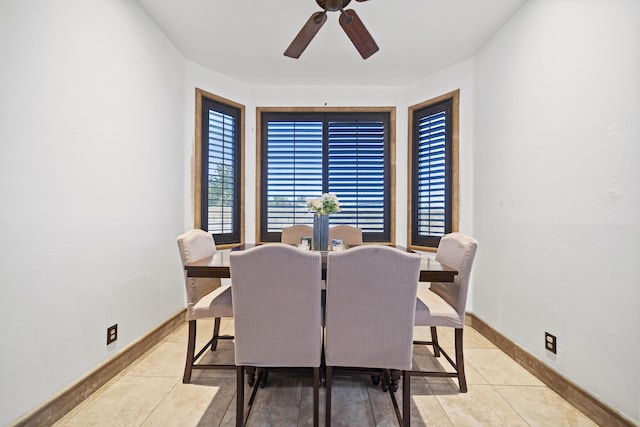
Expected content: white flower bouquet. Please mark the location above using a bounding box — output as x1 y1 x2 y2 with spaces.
306 193 341 216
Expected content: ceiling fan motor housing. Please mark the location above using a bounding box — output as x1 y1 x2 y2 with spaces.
316 0 351 11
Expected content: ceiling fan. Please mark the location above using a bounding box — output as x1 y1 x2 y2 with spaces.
284 0 379 60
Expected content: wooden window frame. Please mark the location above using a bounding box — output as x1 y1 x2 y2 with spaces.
408 90 459 251
256 107 396 245
194 88 245 248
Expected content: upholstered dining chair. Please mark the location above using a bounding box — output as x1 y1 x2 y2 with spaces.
412 232 478 393
281 224 313 245
328 224 363 246
229 244 322 427
325 245 421 427
177 229 234 383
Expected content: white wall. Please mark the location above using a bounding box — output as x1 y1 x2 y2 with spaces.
472 0 639 422
0 1 186 424
3 0 638 424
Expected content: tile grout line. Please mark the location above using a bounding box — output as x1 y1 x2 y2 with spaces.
138 377 181 427
492 383 535 427
427 381 455 427
491 384 537 427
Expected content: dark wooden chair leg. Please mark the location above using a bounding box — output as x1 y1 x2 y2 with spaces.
321 332 326 387
381 369 391 392
183 320 196 384
403 370 410 427
325 366 333 427
455 328 467 393
246 366 256 387
430 326 441 357
390 369 401 392
236 366 245 427
313 367 320 427
259 369 269 388
211 317 221 351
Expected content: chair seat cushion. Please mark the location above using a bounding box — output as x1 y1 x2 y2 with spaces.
190 285 233 320
415 288 463 328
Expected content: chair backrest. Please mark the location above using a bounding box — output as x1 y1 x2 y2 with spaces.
177 229 222 315
281 224 314 245
229 244 322 367
324 245 421 370
431 232 478 317
328 225 363 246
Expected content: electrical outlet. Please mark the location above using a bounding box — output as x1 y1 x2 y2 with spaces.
545 332 556 354
107 324 118 345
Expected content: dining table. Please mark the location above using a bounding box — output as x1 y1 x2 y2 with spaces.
184 244 458 282
183 243 458 400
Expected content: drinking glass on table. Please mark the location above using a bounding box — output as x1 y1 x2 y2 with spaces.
331 239 345 251
298 236 311 250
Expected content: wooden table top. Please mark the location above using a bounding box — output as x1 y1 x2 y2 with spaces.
184 244 458 282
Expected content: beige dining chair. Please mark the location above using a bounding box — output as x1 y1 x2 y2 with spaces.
325 245 421 427
328 224 363 246
229 243 322 427
177 229 234 383
280 224 313 245
412 232 478 393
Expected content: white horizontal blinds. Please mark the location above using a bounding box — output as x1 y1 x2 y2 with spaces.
266 121 323 231
207 110 236 234
416 110 447 237
328 120 385 233
261 111 390 242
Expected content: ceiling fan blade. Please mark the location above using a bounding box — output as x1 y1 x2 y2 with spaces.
339 9 379 59
284 12 328 59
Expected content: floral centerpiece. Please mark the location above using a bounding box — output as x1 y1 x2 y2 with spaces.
306 193 341 216
306 193 340 251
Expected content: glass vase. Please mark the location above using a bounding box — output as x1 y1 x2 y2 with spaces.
313 214 329 251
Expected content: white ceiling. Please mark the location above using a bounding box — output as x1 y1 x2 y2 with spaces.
135 0 526 86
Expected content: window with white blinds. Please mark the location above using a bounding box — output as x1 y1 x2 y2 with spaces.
265 120 323 230
259 111 391 243
198 92 243 245
417 110 447 236
409 93 458 248
328 120 387 232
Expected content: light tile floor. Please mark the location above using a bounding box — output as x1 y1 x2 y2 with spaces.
55 319 597 426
